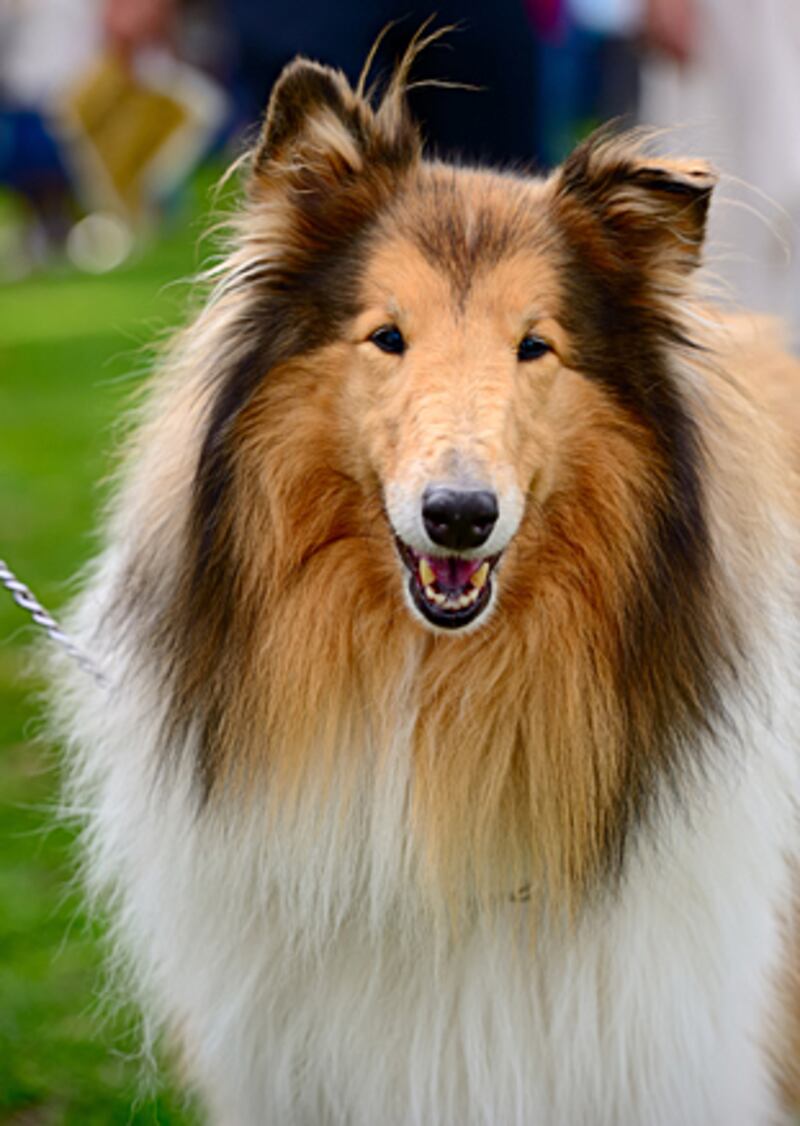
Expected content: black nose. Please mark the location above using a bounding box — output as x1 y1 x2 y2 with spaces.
422 487 499 550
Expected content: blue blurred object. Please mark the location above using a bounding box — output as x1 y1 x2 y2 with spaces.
534 10 639 166
0 107 71 197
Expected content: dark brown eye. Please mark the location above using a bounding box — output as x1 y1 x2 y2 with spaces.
370 325 406 355
517 335 550 362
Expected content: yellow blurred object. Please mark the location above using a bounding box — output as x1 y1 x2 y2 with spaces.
68 55 186 213
59 51 226 219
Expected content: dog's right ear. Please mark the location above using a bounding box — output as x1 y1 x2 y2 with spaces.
250 58 420 195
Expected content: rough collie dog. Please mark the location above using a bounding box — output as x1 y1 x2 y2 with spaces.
52 45 800 1126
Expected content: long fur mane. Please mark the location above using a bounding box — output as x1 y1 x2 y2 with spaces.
96 55 785 926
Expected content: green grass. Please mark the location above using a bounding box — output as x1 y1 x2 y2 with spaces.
0 181 222 1123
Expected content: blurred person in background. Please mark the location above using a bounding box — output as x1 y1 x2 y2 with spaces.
527 0 641 166
642 0 800 350
0 0 226 275
0 0 99 272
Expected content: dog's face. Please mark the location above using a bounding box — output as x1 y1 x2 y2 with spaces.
217 58 715 639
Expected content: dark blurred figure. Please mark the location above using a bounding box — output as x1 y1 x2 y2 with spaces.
105 0 540 167
386 5 537 166
0 109 73 248
527 0 641 166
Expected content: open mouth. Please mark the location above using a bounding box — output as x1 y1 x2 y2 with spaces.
396 539 500 630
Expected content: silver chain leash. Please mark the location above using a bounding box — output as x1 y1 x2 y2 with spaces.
0 558 108 687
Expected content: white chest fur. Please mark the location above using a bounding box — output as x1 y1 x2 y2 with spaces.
66 650 795 1126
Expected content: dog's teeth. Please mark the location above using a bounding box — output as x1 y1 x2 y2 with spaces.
471 563 490 589
421 570 484 613
419 558 435 586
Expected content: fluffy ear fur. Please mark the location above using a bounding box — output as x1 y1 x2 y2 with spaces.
250 56 421 194
555 131 717 274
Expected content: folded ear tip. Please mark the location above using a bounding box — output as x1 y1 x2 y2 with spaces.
667 158 718 189
687 165 718 191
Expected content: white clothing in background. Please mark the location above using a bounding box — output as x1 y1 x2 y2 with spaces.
641 0 800 349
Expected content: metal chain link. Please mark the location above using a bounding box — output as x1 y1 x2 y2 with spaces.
0 558 108 687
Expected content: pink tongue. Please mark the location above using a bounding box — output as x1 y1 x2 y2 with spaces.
425 554 483 591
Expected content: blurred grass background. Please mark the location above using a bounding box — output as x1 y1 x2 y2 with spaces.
0 176 223 1124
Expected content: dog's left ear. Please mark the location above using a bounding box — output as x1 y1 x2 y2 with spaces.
249 57 420 195
555 133 717 274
